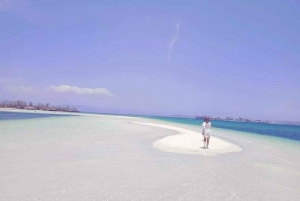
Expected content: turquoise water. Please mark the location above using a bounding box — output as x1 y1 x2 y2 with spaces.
139 116 300 141
1 111 300 141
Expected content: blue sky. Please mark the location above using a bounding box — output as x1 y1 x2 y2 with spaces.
1 0 299 121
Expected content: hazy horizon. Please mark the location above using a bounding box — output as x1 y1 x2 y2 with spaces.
1 1 299 121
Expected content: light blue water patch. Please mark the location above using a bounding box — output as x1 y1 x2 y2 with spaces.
0 111 76 121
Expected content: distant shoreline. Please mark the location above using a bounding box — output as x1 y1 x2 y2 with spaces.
1 107 299 127
0 106 80 113
195 115 274 124
0 100 79 113
195 116 300 126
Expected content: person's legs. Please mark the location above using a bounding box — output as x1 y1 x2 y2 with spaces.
203 137 207 148
206 137 210 148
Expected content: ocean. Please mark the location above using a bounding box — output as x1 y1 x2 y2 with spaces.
1 111 300 142
0 111 75 120
140 116 300 141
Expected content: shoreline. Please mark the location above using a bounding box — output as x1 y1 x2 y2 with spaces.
0 108 84 116
0 108 133 119
1 108 242 156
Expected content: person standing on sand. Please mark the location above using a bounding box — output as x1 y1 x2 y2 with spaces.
202 119 206 141
202 117 212 149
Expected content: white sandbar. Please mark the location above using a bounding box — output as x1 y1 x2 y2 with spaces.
133 122 242 156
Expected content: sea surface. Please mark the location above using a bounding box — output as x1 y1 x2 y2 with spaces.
0 111 73 120
1 111 300 142
140 116 300 142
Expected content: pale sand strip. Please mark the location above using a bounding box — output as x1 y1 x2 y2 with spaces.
134 122 242 156
0 108 134 118
0 108 80 115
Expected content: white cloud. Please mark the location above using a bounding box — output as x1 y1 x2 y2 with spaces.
48 85 113 96
4 85 35 93
168 20 180 63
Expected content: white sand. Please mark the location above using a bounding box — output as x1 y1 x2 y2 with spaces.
0 108 135 118
0 108 81 115
1 109 300 200
133 122 241 156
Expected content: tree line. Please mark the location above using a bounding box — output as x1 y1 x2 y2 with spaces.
0 100 79 113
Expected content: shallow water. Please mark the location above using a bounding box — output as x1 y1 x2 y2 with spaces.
0 115 299 200
141 116 300 141
0 111 74 121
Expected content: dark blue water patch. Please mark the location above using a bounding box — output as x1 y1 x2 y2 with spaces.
212 120 300 141
0 111 77 121
138 116 300 142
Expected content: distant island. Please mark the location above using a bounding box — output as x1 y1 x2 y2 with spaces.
0 100 79 113
196 115 274 124
196 116 300 126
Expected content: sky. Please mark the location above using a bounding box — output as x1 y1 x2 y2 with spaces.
0 0 299 121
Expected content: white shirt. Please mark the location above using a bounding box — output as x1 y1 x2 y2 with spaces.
202 122 212 134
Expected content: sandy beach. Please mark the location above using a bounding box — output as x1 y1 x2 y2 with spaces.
1 109 300 200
